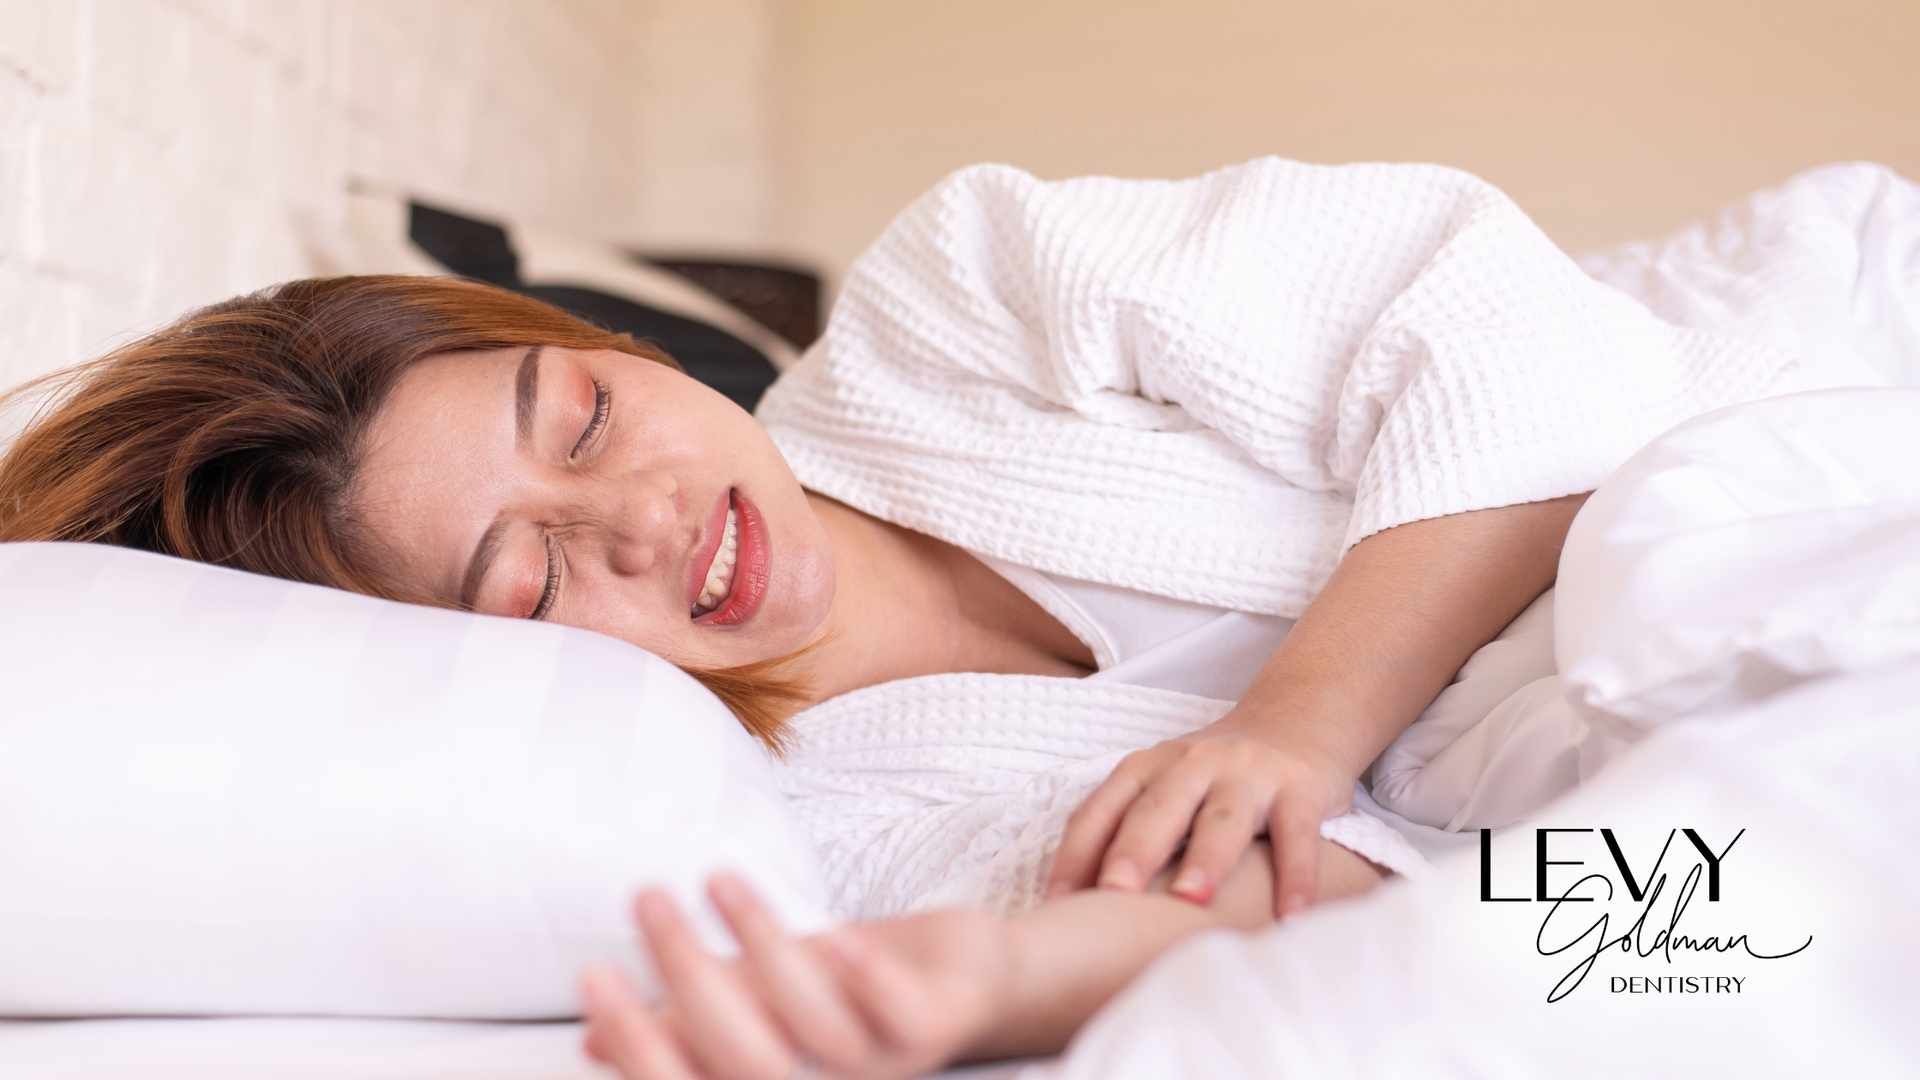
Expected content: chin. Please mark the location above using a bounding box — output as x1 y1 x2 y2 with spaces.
763 540 836 655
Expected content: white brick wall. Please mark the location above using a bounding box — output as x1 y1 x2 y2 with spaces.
0 0 778 393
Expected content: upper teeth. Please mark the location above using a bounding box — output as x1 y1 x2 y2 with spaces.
694 506 739 615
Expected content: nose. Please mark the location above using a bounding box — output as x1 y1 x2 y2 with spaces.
594 471 679 578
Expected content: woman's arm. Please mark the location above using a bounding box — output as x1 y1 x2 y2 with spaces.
582 839 1380 1079
1047 493 1590 916
963 836 1379 1060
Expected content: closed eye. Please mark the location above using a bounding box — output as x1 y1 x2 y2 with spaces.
530 535 561 621
571 379 611 459
530 380 608 620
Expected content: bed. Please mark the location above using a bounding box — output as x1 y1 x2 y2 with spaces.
2 161 1917 1079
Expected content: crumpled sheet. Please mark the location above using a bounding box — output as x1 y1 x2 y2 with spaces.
1029 656 1920 1079
1364 162 1920 836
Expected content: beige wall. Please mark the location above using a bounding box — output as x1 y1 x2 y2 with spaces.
778 0 1920 287
635 0 782 255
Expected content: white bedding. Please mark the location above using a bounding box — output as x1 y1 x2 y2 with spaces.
1364 161 1920 836
1579 161 1920 391
1019 163 1920 1075
4 162 1914 1077
0 1018 608 1080
1031 657 1920 1078
0 1019 1043 1080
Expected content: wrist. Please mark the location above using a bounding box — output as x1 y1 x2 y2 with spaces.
957 911 1054 1060
1215 704 1366 791
967 888 1233 1060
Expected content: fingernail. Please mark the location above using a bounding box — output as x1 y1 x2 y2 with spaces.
1098 862 1138 890
1170 867 1208 899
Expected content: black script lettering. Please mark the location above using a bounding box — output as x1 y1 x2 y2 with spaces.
1538 860 1810 1002
1637 864 1811 962
1535 871 1617 1001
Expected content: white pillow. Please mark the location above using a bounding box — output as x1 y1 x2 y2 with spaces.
1556 387 1920 734
0 542 830 1019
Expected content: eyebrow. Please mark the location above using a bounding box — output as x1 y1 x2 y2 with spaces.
459 515 510 611
460 346 544 610
514 345 542 450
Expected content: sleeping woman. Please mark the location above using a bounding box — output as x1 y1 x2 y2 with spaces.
0 158 1795 1077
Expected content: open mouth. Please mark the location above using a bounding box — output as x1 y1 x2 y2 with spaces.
691 498 740 618
690 490 769 627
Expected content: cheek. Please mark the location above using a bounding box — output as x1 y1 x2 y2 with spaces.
770 510 836 633
569 602 699 664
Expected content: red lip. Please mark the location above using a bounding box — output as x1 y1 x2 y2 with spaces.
702 491 768 628
686 491 732 613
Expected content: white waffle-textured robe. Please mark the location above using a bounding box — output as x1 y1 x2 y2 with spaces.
757 159 1797 920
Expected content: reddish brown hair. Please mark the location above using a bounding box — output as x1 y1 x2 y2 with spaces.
0 275 806 747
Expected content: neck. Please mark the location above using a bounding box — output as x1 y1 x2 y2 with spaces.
797 493 1093 702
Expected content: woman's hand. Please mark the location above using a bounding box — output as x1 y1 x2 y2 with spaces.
1047 494 1592 919
584 845 1381 1079
1046 712 1354 917
581 873 1013 1080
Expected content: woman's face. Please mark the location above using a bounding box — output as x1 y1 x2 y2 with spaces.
352 345 835 669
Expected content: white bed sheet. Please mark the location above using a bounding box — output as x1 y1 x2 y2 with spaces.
0 1018 608 1080
1025 658 1920 1079
0 1018 1036 1080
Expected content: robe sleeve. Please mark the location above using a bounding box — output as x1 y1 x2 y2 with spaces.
837 159 1787 537
758 159 1794 610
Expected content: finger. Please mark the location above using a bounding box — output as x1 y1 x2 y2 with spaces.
708 872 875 1068
1270 796 1323 918
1167 784 1264 905
1045 766 1147 898
580 964 700 1080
1096 771 1212 893
822 927 948 1052
636 889 793 1080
